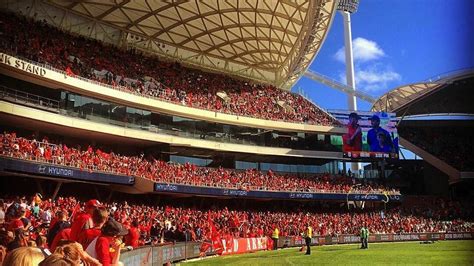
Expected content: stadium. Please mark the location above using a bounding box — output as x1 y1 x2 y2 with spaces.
0 0 472 265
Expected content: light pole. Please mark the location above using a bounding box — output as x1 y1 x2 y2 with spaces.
337 0 359 111
338 0 360 173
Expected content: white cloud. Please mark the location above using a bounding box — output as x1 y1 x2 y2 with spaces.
334 37 385 63
339 64 401 92
334 38 399 92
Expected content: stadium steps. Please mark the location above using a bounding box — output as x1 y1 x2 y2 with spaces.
399 137 461 184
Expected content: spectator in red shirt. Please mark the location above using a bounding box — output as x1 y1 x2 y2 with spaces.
124 220 140 248
7 219 24 233
78 207 109 249
86 219 128 266
69 199 101 241
49 228 71 252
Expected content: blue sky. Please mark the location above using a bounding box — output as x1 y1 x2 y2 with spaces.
292 0 474 112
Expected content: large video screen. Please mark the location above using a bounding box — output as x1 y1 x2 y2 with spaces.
329 110 399 159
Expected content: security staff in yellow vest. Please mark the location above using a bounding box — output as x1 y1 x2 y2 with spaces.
305 223 313 255
272 225 279 250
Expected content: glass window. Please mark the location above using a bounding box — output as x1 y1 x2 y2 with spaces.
170 155 211 166
2 77 344 151
236 161 258 170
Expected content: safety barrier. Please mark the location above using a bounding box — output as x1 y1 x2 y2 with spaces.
120 242 210 265
277 232 474 248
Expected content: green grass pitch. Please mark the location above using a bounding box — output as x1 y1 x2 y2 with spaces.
182 240 474 265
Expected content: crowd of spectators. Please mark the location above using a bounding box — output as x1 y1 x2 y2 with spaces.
1 131 399 194
0 12 341 126
0 194 472 264
399 127 474 171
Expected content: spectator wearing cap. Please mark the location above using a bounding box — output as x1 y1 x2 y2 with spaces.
86 218 128 266
343 112 362 152
69 199 101 242
367 114 394 153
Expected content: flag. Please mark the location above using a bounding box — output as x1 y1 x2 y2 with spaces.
208 217 223 255
199 240 212 256
211 232 223 255
65 66 75 77
200 213 223 255
70 203 81 222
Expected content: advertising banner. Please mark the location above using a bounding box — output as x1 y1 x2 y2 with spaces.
0 157 134 185
154 182 401 202
221 237 268 255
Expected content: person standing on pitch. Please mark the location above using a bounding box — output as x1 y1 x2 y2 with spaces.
304 223 313 255
271 225 279 250
360 224 369 249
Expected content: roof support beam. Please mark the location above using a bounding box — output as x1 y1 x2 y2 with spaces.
95 0 131 20
304 69 376 103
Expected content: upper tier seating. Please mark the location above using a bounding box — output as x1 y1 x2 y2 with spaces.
0 12 341 126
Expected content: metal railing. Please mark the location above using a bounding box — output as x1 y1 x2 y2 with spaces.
0 84 341 151
0 85 60 113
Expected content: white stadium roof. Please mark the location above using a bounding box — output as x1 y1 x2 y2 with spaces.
371 70 474 113
2 0 337 90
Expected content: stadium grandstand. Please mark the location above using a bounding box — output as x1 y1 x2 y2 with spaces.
0 0 472 265
372 71 474 183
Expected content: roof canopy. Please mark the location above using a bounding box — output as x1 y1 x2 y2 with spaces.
371 70 474 113
30 0 337 89
371 83 441 113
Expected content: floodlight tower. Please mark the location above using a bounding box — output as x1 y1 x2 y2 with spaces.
338 0 360 173
337 0 359 111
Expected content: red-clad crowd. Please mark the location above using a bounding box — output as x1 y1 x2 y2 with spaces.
0 195 135 265
0 131 399 195
0 194 472 264
0 12 341 126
